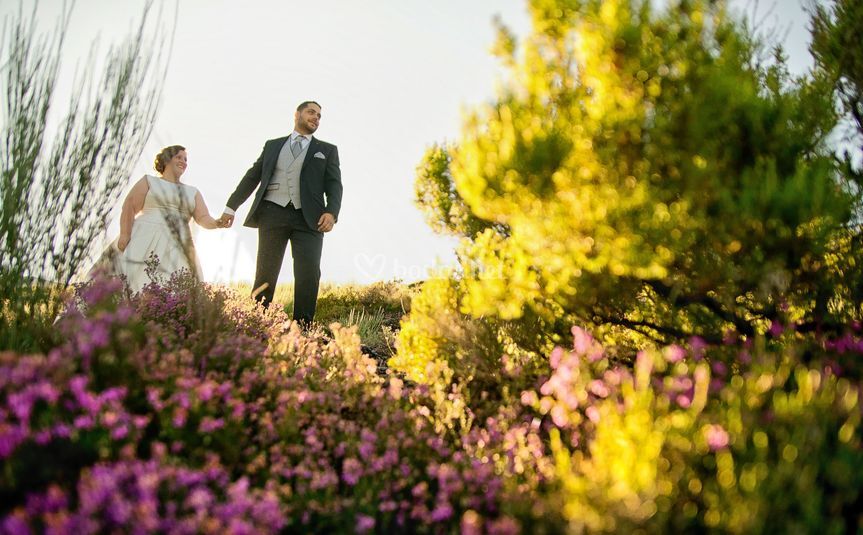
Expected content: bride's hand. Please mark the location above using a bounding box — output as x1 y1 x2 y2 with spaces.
117 235 130 252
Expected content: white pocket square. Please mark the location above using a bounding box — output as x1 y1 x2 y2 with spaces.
313 152 326 159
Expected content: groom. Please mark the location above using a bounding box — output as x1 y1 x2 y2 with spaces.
218 101 343 324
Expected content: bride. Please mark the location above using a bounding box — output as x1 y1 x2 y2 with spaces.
113 145 221 291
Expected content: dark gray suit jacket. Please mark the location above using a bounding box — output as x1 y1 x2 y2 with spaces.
227 136 343 230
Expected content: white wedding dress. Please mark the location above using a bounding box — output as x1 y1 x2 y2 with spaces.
115 175 203 292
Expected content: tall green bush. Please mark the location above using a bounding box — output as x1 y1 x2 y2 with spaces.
396 0 863 389
0 3 169 351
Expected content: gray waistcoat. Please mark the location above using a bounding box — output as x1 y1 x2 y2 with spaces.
264 139 308 208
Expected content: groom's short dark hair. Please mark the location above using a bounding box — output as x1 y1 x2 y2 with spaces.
297 101 321 112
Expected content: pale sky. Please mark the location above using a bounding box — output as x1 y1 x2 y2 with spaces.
4 0 819 284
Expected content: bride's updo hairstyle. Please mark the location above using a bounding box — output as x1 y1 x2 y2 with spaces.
154 145 186 174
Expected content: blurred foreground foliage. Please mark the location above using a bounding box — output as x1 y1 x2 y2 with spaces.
396 0 863 393
1 272 860 533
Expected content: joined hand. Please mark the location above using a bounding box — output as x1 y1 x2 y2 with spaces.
217 213 235 228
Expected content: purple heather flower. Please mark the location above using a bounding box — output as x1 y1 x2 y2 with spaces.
34 430 52 445
110 425 129 440
711 361 728 376
688 336 707 360
769 321 784 337
342 457 363 486
7 392 32 421
1 513 31 535
430 503 454 522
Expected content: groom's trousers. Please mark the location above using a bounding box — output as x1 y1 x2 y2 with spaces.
253 200 323 323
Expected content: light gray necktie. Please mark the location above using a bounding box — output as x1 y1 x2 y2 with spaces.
291 136 303 158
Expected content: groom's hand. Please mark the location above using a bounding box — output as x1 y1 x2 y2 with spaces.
218 213 235 228
317 212 335 232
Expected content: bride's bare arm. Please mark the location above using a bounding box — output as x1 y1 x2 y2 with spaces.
193 191 220 229
118 178 149 251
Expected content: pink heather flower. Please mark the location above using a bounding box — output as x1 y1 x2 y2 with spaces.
110 425 129 440
197 382 215 402
356 514 375 533
676 394 692 408
488 516 520 535
603 369 622 386
411 482 428 499
550 405 568 428
360 428 377 443
342 457 363 486
672 377 693 393
585 406 600 423
7 392 32 421
133 416 150 429
34 382 60 404
102 411 120 427
34 430 52 445
635 350 653 378
186 487 214 510
176 392 191 410
572 326 592 354
705 424 730 451
665 345 685 363
53 423 72 439
198 417 225 434
151 442 168 458
388 378 404 400
100 387 127 403
588 380 610 398
73 415 95 429
461 510 483 535
146 388 164 411
711 361 728 376
172 407 187 428
549 346 564 369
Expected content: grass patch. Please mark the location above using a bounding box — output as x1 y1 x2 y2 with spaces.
225 280 416 356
